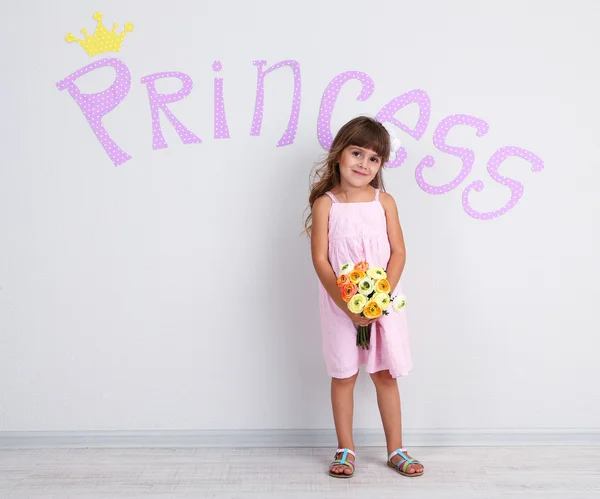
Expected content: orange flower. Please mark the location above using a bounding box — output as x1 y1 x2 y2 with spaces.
349 270 366 284
375 279 391 294
354 261 369 272
340 282 358 302
363 300 383 319
336 274 350 287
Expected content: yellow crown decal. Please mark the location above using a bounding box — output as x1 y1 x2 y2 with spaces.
65 12 134 57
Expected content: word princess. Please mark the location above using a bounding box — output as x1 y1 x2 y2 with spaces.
56 13 544 221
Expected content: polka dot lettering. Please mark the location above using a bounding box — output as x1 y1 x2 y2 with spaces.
250 60 301 147
213 60 230 139
140 71 202 150
462 146 544 220
317 71 375 151
56 57 132 166
374 89 431 168
416 114 489 194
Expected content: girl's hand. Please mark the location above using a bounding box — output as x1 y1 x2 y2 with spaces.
346 311 375 327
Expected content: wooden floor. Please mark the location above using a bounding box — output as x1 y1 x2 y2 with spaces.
1 446 599 498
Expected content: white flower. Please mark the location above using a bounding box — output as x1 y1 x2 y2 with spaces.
392 294 406 312
357 276 375 296
339 262 355 275
382 122 402 161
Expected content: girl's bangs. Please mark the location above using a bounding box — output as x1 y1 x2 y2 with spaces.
349 126 390 159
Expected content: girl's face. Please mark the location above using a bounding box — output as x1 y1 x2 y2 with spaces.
338 145 382 187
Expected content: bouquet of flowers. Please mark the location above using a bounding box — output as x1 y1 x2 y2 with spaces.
336 261 406 350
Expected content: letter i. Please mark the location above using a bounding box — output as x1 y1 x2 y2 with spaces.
213 61 230 139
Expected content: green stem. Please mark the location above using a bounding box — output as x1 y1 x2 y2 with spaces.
356 324 372 350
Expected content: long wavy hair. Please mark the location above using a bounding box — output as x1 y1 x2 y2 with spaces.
303 116 391 237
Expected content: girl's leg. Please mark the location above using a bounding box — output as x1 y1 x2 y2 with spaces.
330 371 358 475
369 369 423 475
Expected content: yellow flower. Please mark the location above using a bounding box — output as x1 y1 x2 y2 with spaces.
347 294 367 314
349 270 366 284
363 300 383 319
373 292 391 310
367 267 387 280
375 279 391 294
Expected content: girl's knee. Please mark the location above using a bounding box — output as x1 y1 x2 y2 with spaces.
332 371 359 385
370 369 396 385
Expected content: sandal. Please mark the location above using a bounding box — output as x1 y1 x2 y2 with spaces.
387 448 424 477
328 448 356 478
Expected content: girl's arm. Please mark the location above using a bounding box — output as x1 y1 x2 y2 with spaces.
311 196 355 316
380 192 407 292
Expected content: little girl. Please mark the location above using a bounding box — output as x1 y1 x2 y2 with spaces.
305 116 424 478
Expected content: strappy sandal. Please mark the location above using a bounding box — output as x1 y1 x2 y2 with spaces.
328 448 356 478
387 448 424 477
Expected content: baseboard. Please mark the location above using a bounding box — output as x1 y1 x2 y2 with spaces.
1 428 599 449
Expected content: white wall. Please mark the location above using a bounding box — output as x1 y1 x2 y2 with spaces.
1 0 599 439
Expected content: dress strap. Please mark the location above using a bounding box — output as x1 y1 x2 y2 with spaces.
374 189 380 201
325 191 339 203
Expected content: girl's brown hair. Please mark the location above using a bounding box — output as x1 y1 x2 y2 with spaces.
304 116 391 237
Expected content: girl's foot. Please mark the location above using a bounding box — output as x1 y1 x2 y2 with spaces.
329 448 356 478
387 448 424 476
